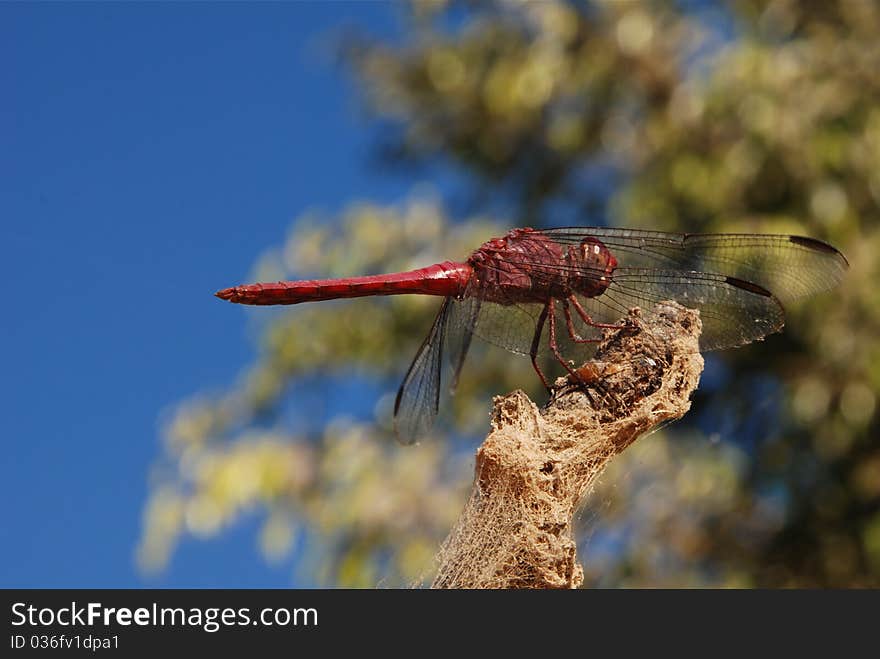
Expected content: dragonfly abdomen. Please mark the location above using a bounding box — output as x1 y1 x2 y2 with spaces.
216 261 472 305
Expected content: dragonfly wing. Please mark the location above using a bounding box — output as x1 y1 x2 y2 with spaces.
460 268 786 364
444 296 481 393
583 268 785 351
393 298 453 445
394 295 512 443
539 228 848 305
450 295 602 365
459 298 544 356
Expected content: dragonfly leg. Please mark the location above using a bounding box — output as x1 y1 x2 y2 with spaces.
562 299 603 344
569 294 625 330
529 303 552 393
548 298 583 382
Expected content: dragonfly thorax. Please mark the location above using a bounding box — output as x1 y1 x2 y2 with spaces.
467 229 616 304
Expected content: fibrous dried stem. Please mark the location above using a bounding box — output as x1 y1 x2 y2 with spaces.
431 301 704 589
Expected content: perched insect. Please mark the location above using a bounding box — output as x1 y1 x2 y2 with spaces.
217 227 848 444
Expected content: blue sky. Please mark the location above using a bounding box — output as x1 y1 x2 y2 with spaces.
1 2 410 587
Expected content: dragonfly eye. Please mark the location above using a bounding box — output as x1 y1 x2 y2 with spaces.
579 237 617 275
580 238 602 259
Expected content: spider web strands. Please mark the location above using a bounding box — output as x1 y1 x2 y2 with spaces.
534 228 848 305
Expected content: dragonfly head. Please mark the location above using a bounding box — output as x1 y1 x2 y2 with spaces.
572 237 617 297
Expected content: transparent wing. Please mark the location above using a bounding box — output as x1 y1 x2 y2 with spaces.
537 227 848 304
447 294 601 366
451 268 785 368
393 299 451 445
396 230 827 422
393 296 481 444
445 296 480 392
578 268 785 351
452 296 545 357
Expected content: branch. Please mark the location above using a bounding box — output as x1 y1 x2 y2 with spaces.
431 301 704 589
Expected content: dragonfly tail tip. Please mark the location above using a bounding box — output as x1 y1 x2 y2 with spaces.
215 287 235 301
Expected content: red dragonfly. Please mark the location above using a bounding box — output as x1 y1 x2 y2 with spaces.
216 227 847 444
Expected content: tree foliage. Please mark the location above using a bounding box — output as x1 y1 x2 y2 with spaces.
139 0 880 587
